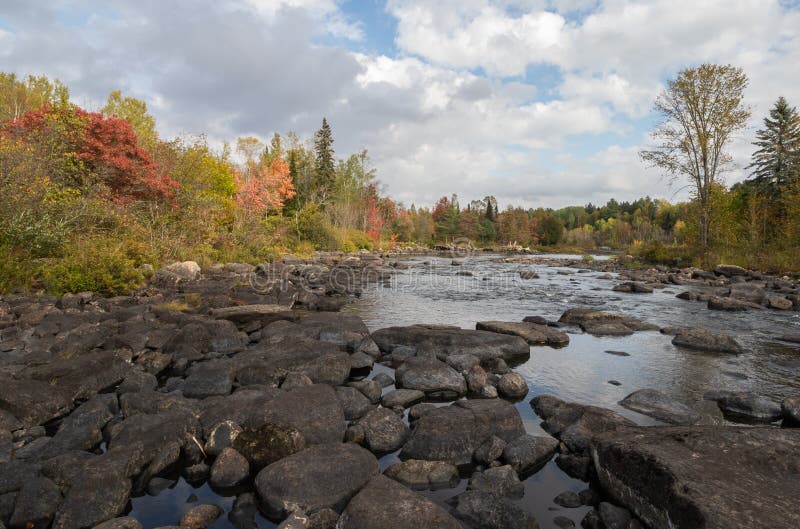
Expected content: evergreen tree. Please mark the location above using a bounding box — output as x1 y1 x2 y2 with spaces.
748 96 800 193
314 117 335 202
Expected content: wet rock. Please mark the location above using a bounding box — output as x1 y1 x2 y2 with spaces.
9 476 62 529
401 400 525 465
335 387 373 421
782 396 800 425
372 373 394 388
183 463 210 482
558 309 658 336
232 423 306 470
476 321 569 347
254 443 379 517
204 420 242 458
501 434 559 474
147 477 175 496
92 517 144 529
179 504 222 529
381 389 425 409
556 454 593 481
349 351 374 370
706 391 782 423
395 357 467 398
553 490 582 508
519 271 539 280
307 508 338 529
384 459 459 490
372 325 530 363
465 364 489 394
454 490 539 529
229 492 259 529
497 373 528 399
592 425 800 529
209 448 250 488
530 395 635 455
613 282 653 294
728 283 765 304
598 502 633 529
338 475 461 529
408 403 436 422
671 328 743 354
767 296 793 310
357 408 409 454
553 516 575 529
474 435 506 465
468 465 523 498
779 333 800 344
619 389 701 425
244 384 345 445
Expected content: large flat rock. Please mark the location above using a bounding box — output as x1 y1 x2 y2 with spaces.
476 321 569 346
372 325 530 363
592 426 800 529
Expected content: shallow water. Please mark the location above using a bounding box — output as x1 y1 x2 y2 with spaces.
133 253 800 529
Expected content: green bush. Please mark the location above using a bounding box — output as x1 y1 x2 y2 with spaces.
634 241 693 267
0 210 70 258
296 205 338 251
41 238 144 295
0 247 38 293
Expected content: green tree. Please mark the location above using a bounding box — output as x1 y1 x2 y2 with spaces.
640 64 750 261
540 215 564 245
0 72 70 122
101 90 158 149
314 117 335 203
748 96 800 193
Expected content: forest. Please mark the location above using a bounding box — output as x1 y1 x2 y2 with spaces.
0 65 798 295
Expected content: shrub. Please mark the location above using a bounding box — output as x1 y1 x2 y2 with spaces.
41 238 144 295
296 205 338 250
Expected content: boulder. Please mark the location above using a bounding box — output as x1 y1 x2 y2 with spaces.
497 373 528 399
501 434 559 474
347 380 383 404
232 423 306 470
383 459 459 490
728 283 765 304
476 321 569 347
37 394 118 459
371 325 530 363
179 504 222 529
210 304 295 326
395 357 467 399
714 264 748 277
671 328 743 354
558 309 657 336
92 517 143 529
244 384 345 445
183 358 235 399
381 389 425 409
468 465 523 498
592 425 800 529
334 387 373 421
705 391 782 423
453 490 539 529
254 443 379 517
707 296 760 311
234 338 350 387
401 400 525 465
0 375 73 428
9 476 62 529
357 408 409 454
338 475 462 529
473 435 506 465
204 420 242 458
767 296 793 310
619 389 702 425
164 261 201 281
209 448 250 488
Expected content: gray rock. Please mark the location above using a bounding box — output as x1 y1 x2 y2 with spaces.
395 357 467 399
706 391 782 423
592 425 800 529
179 504 222 529
501 434 559 474
229 492 258 529
254 443 379 517
497 373 528 399
381 389 425 409
183 359 235 399
707 296 760 311
349 351 374 370
232 423 306 470
372 373 395 388
307 508 338 529
372 325 530 363
474 435 506 465
358 408 409 454
92 517 143 529
476 321 569 347
0 375 72 428
51 470 131 529
553 490 582 508
728 282 765 303
9 476 62 529
335 387 374 421
383 459 459 490
465 364 489 394
714 264 748 277
37 393 118 459
768 296 793 310
671 328 743 354
209 448 250 488
468 465 523 498
782 396 800 425
408 403 436 422
454 490 539 529
619 389 701 425
337 475 461 529
280 372 314 389
277 512 309 529
204 420 242 458
598 502 632 529
401 400 525 465
446 354 481 373
347 380 382 404
117 371 158 395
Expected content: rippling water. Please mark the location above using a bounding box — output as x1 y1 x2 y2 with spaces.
133 253 800 529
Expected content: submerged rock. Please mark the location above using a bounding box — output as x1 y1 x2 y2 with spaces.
592 425 800 529
501 434 559 474
357 408 409 454
468 465 524 498
671 328 743 354
619 389 702 425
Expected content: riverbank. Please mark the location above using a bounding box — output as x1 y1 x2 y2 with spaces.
0 255 798 529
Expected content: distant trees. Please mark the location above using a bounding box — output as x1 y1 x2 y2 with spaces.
0 73 69 122
640 64 750 261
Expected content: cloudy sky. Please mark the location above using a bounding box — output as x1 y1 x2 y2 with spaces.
2 1 799 209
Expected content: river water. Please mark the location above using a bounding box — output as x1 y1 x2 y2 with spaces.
131 253 800 529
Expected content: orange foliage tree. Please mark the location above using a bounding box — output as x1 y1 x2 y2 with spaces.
235 157 296 215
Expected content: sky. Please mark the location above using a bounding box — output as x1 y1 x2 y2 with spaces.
2 0 799 209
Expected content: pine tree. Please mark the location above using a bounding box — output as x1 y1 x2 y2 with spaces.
748 96 800 193
314 117 335 202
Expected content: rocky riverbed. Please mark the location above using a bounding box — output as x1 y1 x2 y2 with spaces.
0 252 798 529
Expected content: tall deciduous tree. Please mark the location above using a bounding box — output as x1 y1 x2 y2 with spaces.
314 117 335 203
0 72 69 122
748 96 800 192
640 64 750 260
102 90 158 150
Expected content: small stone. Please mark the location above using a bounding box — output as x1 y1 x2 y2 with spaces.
554 490 582 508
497 373 528 399
179 504 223 529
